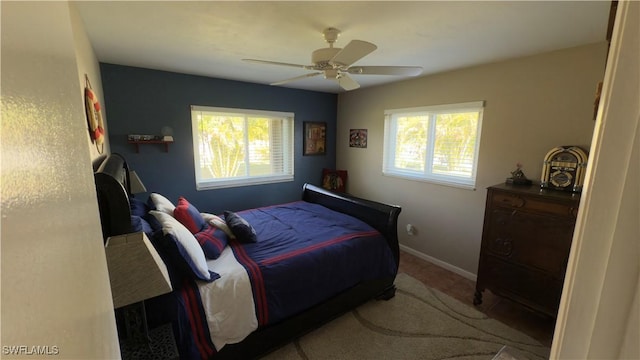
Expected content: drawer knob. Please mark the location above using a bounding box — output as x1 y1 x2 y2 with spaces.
490 237 513 256
570 207 578 217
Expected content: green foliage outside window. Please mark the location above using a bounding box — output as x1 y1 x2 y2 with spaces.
191 106 294 190
384 101 483 188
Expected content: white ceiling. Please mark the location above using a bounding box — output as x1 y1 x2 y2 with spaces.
74 1 611 94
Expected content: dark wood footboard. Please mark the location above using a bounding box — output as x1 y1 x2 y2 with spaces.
301 183 402 269
218 279 396 360
215 184 402 359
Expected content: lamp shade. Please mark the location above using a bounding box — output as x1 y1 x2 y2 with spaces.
105 232 172 308
129 170 147 194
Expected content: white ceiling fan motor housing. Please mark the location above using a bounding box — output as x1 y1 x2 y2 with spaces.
312 48 341 69
322 27 340 44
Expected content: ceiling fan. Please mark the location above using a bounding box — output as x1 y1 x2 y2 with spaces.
243 27 423 91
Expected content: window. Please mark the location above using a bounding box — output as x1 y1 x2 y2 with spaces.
383 101 484 189
191 105 294 190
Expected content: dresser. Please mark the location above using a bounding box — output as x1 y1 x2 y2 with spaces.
474 183 580 317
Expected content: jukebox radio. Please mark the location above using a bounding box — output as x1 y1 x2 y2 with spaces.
541 146 588 193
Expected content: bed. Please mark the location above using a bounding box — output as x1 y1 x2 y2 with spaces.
94 153 401 359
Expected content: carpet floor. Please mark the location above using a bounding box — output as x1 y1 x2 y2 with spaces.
261 273 550 360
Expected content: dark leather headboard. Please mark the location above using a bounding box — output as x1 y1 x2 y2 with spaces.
94 153 132 241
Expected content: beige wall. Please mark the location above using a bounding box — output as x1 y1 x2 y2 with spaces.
337 42 608 276
553 1 639 358
70 3 111 160
1 2 120 358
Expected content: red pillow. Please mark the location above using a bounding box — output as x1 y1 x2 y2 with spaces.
173 197 206 234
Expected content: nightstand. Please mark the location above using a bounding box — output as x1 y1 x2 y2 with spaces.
119 323 179 360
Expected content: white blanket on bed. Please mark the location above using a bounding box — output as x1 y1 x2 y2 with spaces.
197 246 257 350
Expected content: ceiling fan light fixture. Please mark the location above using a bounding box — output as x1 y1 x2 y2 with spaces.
324 69 339 80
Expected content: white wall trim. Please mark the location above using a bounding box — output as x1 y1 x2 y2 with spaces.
551 1 639 358
400 244 477 281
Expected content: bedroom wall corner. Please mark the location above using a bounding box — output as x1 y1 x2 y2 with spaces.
69 2 111 160
1 2 120 358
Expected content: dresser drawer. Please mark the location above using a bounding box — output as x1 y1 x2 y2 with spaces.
491 190 578 218
481 255 563 316
484 208 574 275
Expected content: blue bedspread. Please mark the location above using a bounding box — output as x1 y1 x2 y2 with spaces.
173 201 397 359
230 201 397 326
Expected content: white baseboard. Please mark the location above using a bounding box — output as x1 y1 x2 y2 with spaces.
399 244 477 282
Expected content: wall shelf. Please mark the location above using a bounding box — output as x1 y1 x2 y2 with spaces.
127 140 173 153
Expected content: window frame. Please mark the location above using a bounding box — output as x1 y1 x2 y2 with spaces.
382 101 484 189
191 105 295 190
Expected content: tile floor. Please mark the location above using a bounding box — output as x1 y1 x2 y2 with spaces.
398 250 556 347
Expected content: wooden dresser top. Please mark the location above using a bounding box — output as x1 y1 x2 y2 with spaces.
487 183 581 203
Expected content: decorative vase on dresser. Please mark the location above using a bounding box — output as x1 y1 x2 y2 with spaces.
474 183 581 317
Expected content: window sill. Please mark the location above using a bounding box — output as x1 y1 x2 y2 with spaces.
382 172 476 190
196 176 294 190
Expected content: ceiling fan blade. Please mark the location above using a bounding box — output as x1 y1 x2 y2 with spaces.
243 58 311 70
329 40 377 67
337 73 360 91
271 72 323 86
347 66 423 76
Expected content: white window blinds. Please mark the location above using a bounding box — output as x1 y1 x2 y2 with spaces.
191 105 294 190
383 101 484 189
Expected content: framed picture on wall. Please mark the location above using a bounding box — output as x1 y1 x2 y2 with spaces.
349 129 367 148
303 122 326 156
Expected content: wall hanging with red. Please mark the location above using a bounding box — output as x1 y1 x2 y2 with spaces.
84 74 105 154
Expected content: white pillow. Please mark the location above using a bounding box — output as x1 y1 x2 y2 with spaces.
150 193 175 215
201 212 236 239
150 210 211 281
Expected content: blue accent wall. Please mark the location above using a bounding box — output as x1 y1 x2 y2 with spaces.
100 63 337 214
